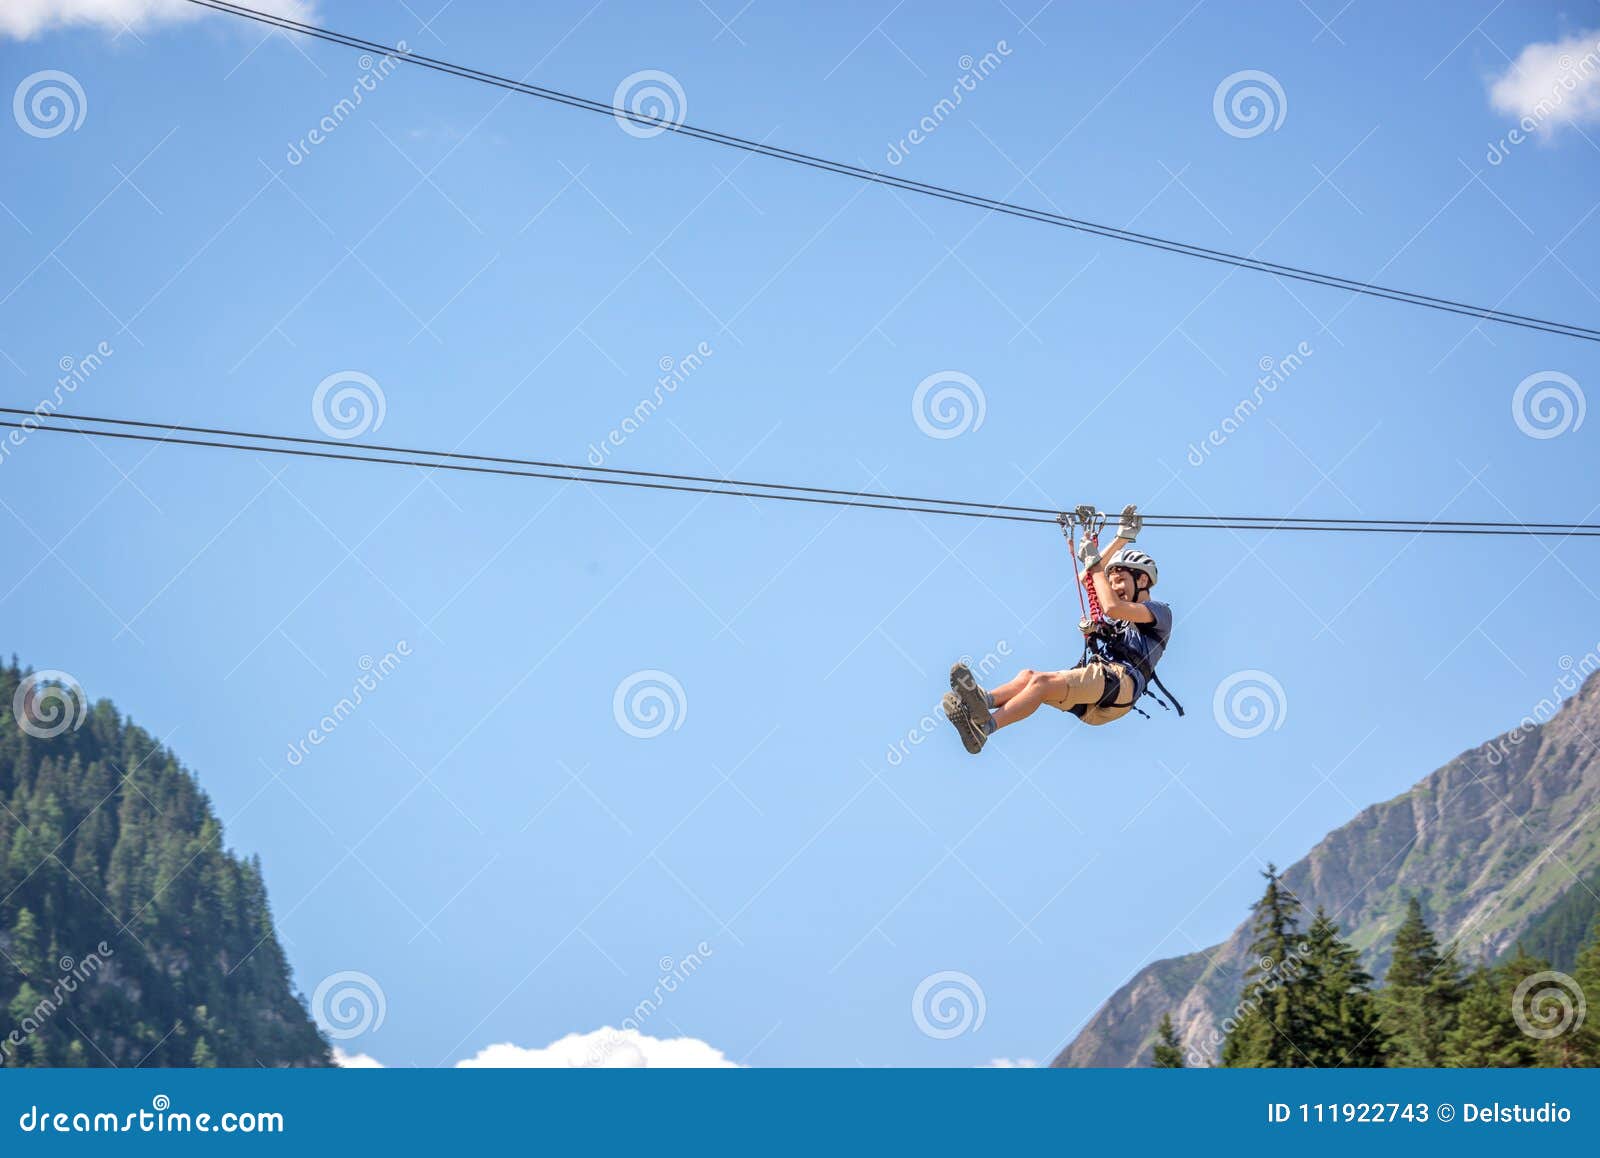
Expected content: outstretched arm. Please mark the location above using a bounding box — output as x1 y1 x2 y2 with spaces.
1083 505 1155 624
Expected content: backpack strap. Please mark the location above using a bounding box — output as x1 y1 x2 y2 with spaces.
1145 669 1186 717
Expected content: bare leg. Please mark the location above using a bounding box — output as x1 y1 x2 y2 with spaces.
992 671 1072 730
992 666 1113 731
988 668 1038 708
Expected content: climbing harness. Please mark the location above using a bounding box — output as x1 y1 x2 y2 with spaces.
1057 508 1185 719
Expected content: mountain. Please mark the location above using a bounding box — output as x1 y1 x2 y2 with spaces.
0 658 331 1067
1054 669 1600 1068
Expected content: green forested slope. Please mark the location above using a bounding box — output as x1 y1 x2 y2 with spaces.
1 659 330 1067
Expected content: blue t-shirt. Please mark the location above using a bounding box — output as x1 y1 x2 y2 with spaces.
1101 600 1172 697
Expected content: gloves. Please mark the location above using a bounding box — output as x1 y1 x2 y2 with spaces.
1117 504 1142 543
1076 536 1102 570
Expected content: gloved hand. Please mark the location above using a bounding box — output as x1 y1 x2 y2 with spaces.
1076 535 1102 570
1117 504 1142 542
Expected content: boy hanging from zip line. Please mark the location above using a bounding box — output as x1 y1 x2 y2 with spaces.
943 504 1178 755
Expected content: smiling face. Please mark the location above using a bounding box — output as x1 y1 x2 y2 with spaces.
1108 565 1142 602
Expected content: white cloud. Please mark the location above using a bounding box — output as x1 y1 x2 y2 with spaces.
983 1057 1040 1068
331 1047 384 1068
1 0 315 41
333 1028 739 1069
456 1028 738 1069
1488 29 1600 136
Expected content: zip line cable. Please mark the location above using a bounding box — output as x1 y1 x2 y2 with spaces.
1 418 1056 525
182 0 1600 344
9 408 1600 539
7 405 1598 533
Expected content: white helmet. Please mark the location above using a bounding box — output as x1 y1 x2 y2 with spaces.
1107 547 1158 588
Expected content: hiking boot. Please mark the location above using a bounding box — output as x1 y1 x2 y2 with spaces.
942 691 986 755
949 662 993 731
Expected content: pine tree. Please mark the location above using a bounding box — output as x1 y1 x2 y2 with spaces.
1444 966 1532 1066
1379 897 1461 1066
1302 908 1384 1066
9 907 45 978
1567 913 1600 1066
1222 865 1315 1067
0 662 332 1068
1497 946 1586 1068
1151 1012 1184 1067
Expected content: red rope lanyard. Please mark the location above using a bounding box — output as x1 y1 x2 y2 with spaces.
1067 521 1106 628
1082 546 1106 623
1068 524 1089 625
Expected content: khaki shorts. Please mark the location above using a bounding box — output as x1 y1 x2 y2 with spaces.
1045 661 1135 726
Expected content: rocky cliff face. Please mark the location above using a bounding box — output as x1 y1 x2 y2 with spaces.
1053 670 1600 1067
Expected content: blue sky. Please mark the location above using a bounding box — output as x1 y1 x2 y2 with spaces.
2 0 1598 1067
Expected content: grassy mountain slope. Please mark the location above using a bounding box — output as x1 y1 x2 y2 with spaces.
1054 670 1600 1067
